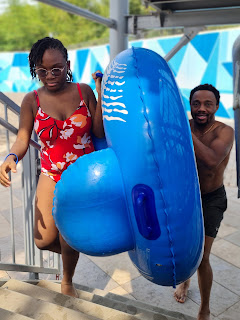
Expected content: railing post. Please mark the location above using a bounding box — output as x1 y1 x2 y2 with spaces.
4 102 16 263
22 150 34 267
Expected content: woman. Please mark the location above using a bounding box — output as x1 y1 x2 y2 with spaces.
0 37 104 297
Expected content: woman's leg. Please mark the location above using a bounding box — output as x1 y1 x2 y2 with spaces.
34 174 60 252
34 173 80 297
59 234 79 297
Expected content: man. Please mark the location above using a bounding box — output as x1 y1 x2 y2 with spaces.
174 84 234 320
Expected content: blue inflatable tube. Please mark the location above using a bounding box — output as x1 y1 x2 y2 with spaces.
53 47 204 286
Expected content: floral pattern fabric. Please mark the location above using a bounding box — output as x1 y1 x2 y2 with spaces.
34 85 95 182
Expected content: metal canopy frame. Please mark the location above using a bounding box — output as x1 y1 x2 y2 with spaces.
128 1 240 34
127 1 240 61
145 0 240 12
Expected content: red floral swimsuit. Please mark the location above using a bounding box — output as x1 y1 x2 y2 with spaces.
34 83 95 182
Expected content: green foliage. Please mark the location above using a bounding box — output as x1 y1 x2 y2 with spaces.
0 3 49 51
0 0 111 51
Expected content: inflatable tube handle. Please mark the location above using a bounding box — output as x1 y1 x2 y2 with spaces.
132 184 161 240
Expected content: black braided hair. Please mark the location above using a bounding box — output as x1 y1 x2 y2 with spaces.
28 37 73 82
189 84 220 105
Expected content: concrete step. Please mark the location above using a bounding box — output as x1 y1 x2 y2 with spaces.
0 307 33 320
0 279 196 320
37 280 195 320
2 279 139 320
0 286 98 320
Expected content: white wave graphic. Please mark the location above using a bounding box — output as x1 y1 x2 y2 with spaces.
107 80 125 86
102 94 122 100
113 70 125 74
104 61 127 79
106 89 123 93
102 60 129 123
103 115 126 122
115 66 127 70
113 108 128 114
110 75 124 79
112 61 126 67
102 107 112 113
102 101 126 108
102 107 128 115
110 95 123 100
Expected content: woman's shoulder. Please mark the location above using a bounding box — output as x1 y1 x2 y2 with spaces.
21 91 37 106
78 82 92 92
21 91 38 115
75 82 94 102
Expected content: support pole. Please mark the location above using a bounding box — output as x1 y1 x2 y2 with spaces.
36 0 116 28
233 36 240 198
165 27 203 62
110 0 129 61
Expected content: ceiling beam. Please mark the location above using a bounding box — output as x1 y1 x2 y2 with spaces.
36 0 116 29
127 8 240 34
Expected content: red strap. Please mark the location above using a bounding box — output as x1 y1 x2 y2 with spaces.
77 83 84 101
34 90 40 107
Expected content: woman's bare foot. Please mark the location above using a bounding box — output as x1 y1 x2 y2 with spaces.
61 282 79 298
174 279 191 303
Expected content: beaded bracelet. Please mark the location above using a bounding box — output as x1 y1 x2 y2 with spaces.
4 153 19 165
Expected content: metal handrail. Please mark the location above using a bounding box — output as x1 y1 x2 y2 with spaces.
0 92 21 114
0 92 60 279
0 117 41 151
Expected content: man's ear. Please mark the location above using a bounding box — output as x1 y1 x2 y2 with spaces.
216 103 220 112
67 60 70 70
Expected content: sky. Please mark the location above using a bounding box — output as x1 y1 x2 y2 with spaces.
0 0 37 14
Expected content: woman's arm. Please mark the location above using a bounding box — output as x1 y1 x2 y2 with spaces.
82 71 105 138
0 92 35 187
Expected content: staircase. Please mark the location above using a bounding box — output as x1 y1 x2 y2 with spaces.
0 279 196 320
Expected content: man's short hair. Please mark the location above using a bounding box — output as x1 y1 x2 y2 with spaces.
189 84 220 105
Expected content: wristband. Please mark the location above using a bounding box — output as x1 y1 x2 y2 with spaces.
4 153 19 165
96 72 103 78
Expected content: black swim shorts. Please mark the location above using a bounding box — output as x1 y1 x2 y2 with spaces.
201 185 227 238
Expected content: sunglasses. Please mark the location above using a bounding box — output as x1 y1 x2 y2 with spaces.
35 65 66 78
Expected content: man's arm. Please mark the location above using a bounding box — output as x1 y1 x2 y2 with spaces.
191 125 234 169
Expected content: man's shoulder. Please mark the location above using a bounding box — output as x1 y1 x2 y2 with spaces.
215 120 234 133
214 121 234 145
